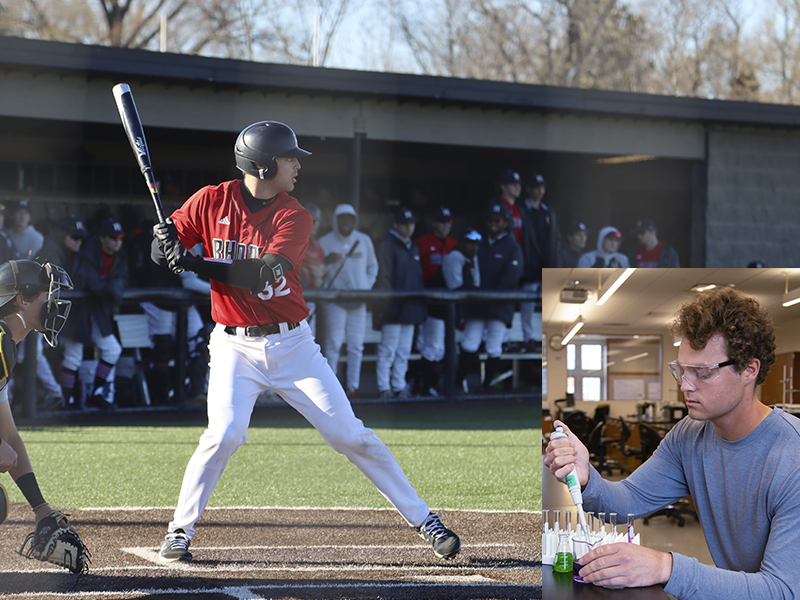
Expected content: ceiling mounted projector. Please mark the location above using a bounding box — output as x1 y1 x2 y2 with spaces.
560 288 589 304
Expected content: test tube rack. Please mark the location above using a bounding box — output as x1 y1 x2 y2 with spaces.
542 519 640 565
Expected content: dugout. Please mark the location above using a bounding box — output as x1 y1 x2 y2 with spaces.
1 36 800 266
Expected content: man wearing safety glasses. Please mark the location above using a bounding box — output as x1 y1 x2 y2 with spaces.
545 287 800 599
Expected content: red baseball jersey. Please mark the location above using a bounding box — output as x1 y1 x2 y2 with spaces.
501 197 524 246
300 236 325 289
415 233 457 283
170 179 311 326
634 241 664 268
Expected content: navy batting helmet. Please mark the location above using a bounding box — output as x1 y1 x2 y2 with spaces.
234 121 311 180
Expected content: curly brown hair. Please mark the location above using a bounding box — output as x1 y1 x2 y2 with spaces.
670 287 776 385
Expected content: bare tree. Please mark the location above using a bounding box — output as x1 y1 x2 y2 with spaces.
0 0 353 66
3 0 797 105
385 0 654 91
753 0 800 104
634 0 759 100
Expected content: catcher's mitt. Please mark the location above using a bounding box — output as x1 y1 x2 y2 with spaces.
19 510 90 574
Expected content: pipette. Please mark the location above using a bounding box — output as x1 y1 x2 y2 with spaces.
550 425 591 543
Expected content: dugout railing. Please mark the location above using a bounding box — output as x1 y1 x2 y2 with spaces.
17 288 542 418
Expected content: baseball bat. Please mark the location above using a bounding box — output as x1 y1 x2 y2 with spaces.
307 240 361 321
112 83 166 223
327 239 360 290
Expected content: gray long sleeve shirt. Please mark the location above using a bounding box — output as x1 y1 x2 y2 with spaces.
582 407 800 599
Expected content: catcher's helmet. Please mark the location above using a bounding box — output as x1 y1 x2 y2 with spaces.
0 259 73 347
234 121 311 180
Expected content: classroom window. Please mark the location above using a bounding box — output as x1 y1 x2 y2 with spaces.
565 335 662 401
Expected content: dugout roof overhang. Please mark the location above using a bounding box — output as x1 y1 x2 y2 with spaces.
3 35 800 162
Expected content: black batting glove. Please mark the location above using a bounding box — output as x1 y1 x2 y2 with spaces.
153 218 179 248
163 239 200 273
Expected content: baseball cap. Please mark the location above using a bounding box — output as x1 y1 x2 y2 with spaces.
566 222 587 236
487 201 512 222
99 218 124 238
432 206 453 223
460 228 482 242
634 218 657 233
499 169 521 185
8 199 31 214
394 207 416 224
59 215 88 238
527 172 546 187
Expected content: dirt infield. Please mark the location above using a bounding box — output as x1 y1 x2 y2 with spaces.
0 504 542 600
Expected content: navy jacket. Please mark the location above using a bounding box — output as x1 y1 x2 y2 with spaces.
373 230 426 327
474 233 523 326
518 199 560 281
66 236 128 344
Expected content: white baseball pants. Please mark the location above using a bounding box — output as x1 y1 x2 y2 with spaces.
61 318 122 371
520 281 541 342
323 302 367 392
169 321 430 539
461 319 507 358
376 323 415 393
140 301 206 353
16 333 61 395
417 316 445 363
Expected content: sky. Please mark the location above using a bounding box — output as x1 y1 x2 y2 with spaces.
323 0 772 73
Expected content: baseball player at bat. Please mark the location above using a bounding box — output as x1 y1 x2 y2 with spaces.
151 121 461 562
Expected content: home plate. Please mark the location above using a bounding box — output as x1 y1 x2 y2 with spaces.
123 547 195 569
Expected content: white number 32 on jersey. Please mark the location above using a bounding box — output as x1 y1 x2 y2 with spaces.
258 276 291 301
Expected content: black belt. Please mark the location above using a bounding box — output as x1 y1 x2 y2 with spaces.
223 322 301 337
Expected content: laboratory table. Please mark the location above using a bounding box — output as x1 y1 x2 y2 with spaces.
542 565 672 599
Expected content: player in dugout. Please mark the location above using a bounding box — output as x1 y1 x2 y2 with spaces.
150 120 461 563
544 287 800 599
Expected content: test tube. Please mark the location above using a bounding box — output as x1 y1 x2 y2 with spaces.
554 509 561 533
566 510 573 533
587 512 595 534
610 513 617 538
543 509 549 533
627 513 635 543
598 512 606 536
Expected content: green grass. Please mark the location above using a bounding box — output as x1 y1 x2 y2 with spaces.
5 401 541 512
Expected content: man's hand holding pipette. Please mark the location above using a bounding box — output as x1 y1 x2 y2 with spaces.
544 420 591 486
577 542 673 588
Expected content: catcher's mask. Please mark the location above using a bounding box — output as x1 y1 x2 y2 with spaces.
0 259 73 347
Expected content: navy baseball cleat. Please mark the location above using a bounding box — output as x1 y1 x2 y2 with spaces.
415 512 461 559
159 529 192 562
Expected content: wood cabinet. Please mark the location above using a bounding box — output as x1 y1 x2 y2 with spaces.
760 352 800 406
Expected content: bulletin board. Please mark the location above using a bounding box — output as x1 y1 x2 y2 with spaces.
610 376 646 400
609 376 662 400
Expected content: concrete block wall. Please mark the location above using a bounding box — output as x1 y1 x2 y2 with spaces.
706 128 800 267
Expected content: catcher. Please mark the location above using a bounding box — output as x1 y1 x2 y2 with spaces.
0 258 90 574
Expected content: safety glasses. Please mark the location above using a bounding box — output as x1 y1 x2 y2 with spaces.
667 359 735 385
